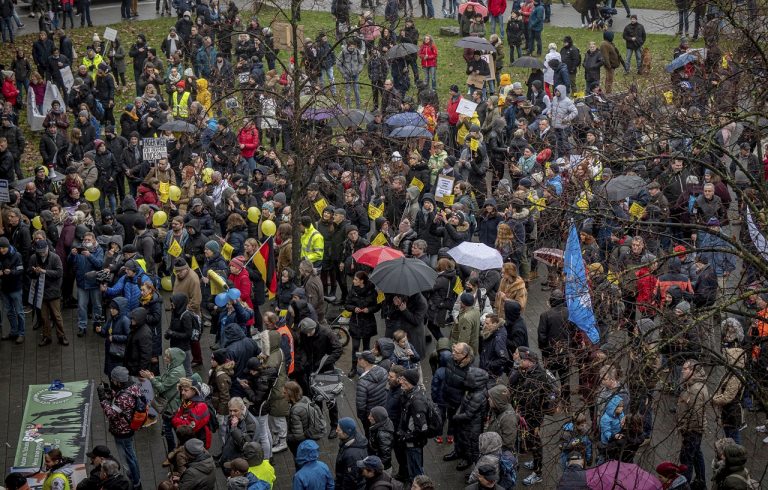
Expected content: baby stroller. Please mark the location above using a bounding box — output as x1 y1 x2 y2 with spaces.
593 5 617 28
310 354 345 409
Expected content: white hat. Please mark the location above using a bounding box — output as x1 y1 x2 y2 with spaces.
391 151 402 161
93 34 101 42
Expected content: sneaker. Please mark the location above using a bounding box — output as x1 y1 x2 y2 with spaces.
522 461 535 470
272 440 288 453
434 436 443 444
15 336 24 344
58 337 70 346
39 337 52 346
523 473 542 486
756 425 767 433
739 423 748 431
23 305 33 315
763 435 768 444
77 330 86 338
143 416 158 428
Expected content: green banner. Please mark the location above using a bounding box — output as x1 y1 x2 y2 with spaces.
14 380 94 468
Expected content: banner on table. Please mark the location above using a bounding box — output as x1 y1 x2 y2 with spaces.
15 380 94 468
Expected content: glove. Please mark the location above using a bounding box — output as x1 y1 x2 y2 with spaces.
97 385 107 401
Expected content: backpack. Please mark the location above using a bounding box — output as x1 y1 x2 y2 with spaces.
127 392 149 432
423 398 444 438
304 399 327 440
498 449 518 489
204 398 219 433
182 310 202 342
542 368 562 415
730 472 760 490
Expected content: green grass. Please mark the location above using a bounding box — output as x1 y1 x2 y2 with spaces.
9 9 682 170
624 0 676 10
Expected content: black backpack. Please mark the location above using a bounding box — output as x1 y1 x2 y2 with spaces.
423 398 444 438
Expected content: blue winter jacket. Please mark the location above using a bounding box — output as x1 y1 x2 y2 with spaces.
599 394 625 445
106 271 151 312
529 3 545 32
697 231 736 277
293 440 335 490
69 245 104 290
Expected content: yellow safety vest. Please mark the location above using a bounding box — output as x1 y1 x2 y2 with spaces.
300 226 324 264
43 471 72 490
82 54 104 80
172 91 190 118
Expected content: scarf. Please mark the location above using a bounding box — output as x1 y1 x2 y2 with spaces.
140 291 153 305
166 35 179 56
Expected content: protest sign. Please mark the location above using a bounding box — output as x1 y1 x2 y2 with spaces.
142 138 168 161
456 98 478 117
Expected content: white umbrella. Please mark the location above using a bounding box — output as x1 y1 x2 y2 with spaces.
447 242 504 271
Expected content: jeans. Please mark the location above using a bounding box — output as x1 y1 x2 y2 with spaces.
114 435 141 487
62 6 75 27
268 415 288 441
489 15 504 39
120 0 131 18
679 431 705 484
162 415 175 453
529 29 542 55
423 66 437 90
425 0 434 17
344 74 360 109
320 66 336 95
625 48 641 72
15 79 29 100
1 290 24 336
80 0 92 26
405 446 424 480
1 17 14 43
543 3 551 21
509 45 522 62
611 0 630 15
723 426 741 445
677 9 689 33
98 193 117 214
77 287 102 332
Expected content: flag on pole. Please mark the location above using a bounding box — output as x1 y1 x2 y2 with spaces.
563 224 600 344
254 236 278 299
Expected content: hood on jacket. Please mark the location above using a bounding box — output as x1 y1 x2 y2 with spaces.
406 185 420 201
196 78 209 91
555 84 568 99
637 318 659 343
370 406 389 425
503 299 522 323
167 347 187 368
465 366 489 391
292 287 307 300
604 393 624 418
488 384 511 411
296 439 320 467
130 307 148 326
722 444 747 472
667 285 683 305
365 364 388 385
375 337 395 360
110 297 129 317
186 218 201 235
491 117 506 132
478 431 503 455
122 195 137 212
171 293 189 316
224 323 246 345
374 216 389 231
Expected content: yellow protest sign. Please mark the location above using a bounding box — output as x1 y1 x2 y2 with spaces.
168 239 182 257
190 255 200 270
469 138 479 152
159 182 170 203
368 202 384 220
442 194 455 206
629 202 646 219
313 198 328 217
221 242 234 261
371 232 388 246
409 177 424 192
453 276 464 295
377 290 385 304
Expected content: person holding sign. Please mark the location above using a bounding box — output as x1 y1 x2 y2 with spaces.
406 152 431 199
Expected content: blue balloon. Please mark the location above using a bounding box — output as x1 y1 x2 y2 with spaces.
227 288 241 301
215 292 229 308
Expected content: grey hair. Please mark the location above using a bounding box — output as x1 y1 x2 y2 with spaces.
101 459 120 477
228 396 246 411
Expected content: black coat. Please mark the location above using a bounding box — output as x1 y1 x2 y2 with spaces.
28 251 63 301
344 281 380 339
442 360 469 408
383 293 428 358
298 324 343 374
355 365 388 419
453 367 489 455
335 435 368 490
503 300 529 356
166 293 196 352
124 309 153 376
537 303 571 359
368 417 394 469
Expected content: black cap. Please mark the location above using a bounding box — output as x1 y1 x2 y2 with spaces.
87 445 112 458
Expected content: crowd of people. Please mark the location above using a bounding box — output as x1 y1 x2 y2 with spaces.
0 0 767 489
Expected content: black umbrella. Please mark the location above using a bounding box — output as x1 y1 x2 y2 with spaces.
385 43 418 60
327 109 376 128
454 36 494 52
158 120 198 133
604 175 648 201
370 257 437 296
510 56 546 70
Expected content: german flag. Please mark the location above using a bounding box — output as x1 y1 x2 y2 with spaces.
253 236 278 299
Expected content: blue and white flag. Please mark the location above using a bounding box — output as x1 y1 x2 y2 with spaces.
564 224 600 344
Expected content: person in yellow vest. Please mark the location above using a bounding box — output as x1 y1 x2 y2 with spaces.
299 216 324 269
171 80 190 119
243 441 276 489
42 448 75 490
82 45 104 81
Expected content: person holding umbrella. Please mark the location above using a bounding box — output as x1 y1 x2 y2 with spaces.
384 293 428 358
344 270 381 369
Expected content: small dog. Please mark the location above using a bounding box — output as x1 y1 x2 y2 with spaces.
640 47 652 75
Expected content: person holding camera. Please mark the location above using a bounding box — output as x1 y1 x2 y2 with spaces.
69 231 104 338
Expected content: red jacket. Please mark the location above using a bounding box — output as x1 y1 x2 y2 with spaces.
228 268 254 324
172 398 212 448
446 95 462 126
635 267 658 315
2 80 19 105
237 126 260 158
418 42 438 68
135 183 160 207
520 1 534 22
488 0 507 17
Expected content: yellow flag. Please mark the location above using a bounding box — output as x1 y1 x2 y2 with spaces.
207 270 227 295
159 182 170 203
368 202 384 220
409 177 424 192
576 192 590 211
313 198 328 217
168 239 182 257
371 232 388 246
629 202 645 219
190 255 200 270
469 138 479 152
341 310 352 318
221 242 234 261
442 194 455 206
377 290 385 304
453 276 464 295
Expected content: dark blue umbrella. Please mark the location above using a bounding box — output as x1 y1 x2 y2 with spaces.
665 52 699 72
389 125 433 139
386 112 427 127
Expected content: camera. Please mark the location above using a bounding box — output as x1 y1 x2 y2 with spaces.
85 269 114 284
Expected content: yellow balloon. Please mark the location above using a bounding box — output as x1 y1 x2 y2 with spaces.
247 207 261 224
161 276 173 292
152 210 168 227
202 167 214 184
32 216 43 230
169 185 182 202
261 219 276 237
84 187 100 202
